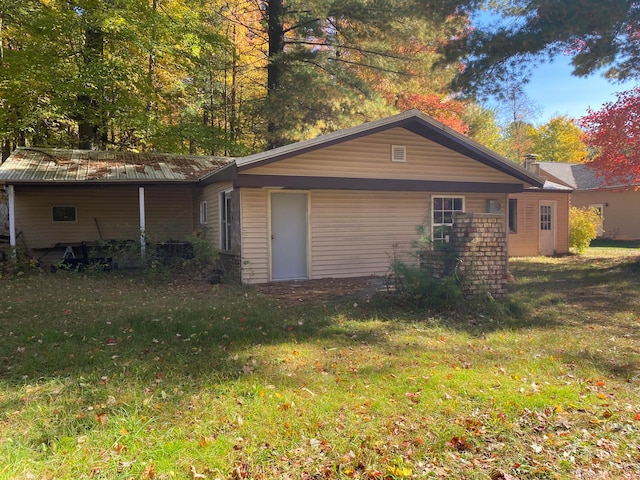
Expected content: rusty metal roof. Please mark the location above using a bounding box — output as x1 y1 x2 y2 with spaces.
0 148 234 183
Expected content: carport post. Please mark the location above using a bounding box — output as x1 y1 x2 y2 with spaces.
8 184 16 257
139 186 146 257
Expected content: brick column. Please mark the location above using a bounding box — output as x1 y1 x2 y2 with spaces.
450 213 508 298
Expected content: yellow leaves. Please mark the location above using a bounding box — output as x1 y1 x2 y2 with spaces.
386 465 412 477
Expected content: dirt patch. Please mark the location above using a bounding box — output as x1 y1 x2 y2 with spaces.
253 276 390 305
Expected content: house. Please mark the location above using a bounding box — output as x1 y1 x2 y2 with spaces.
534 162 640 240
1 110 562 283
507 179 573 257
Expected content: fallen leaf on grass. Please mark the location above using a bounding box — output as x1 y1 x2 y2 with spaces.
189 465 206 479
491 470 520 480
142 464 157 479
231 462 250 479
386 465 412 477
405 392 420 404
447 436 473 452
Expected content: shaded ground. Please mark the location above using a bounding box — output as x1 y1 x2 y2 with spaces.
253 276 390 304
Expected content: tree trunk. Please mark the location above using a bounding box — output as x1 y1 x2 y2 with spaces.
78 27 106 150
266 0 286 149
2 139 11 163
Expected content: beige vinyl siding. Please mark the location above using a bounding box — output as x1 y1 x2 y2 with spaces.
508 192 570 256
310 190 425 279
245 128 522 185
239 187 508 283
13 185 194 252
239 189 269 283
194 182 232 249
572 190 640 240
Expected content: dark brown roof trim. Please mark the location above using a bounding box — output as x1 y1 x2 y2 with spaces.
236 174 524 193
199 162 237 185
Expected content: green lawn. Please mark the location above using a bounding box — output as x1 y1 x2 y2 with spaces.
1 247 639 479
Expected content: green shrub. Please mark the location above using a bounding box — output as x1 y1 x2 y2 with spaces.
391 259 464 310
569 206 600 253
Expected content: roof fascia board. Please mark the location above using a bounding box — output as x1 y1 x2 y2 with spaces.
198 162 237 185
235 174 524 193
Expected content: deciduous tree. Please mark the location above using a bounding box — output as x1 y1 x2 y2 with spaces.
531 115 588 164
579 87 640 185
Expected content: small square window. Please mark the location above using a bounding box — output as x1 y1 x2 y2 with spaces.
52 206 76 222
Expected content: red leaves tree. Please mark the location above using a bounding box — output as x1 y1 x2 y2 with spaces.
579 87 640 185
391 93 468 134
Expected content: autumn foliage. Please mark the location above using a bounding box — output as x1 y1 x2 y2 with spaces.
579 87 640 185
391 93 469 134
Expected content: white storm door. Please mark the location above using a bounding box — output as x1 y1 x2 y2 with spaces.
539 200 556 256
590 204 604 237
270 192 308 281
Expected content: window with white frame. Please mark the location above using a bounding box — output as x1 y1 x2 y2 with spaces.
199 201 208 224
432 196 464 242
220 191 232 251
52 205 77 222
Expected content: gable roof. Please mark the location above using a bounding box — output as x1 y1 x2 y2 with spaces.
536 162 637 191
225 109 544 188
0 148 232 184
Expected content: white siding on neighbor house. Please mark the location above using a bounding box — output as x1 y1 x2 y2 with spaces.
239 187 509 284
246 128 524 185
13 185 194 252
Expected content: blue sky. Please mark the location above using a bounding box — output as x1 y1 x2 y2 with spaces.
522 57 637 124
470 9 637 125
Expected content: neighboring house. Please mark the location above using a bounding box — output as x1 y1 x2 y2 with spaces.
534 162 640 240
1 110 562 283
507 180 573 257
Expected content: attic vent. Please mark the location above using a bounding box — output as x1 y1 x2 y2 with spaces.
391 145 406 162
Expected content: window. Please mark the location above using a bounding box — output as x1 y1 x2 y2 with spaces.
432 196 464 242
220 191 232 250
540 204 552 230
52 205 76 222
508 198 518 233
199 201 208 224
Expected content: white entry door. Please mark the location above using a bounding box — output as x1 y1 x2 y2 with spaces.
539 200 556 256
270 192 308 281
590 204 604 237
